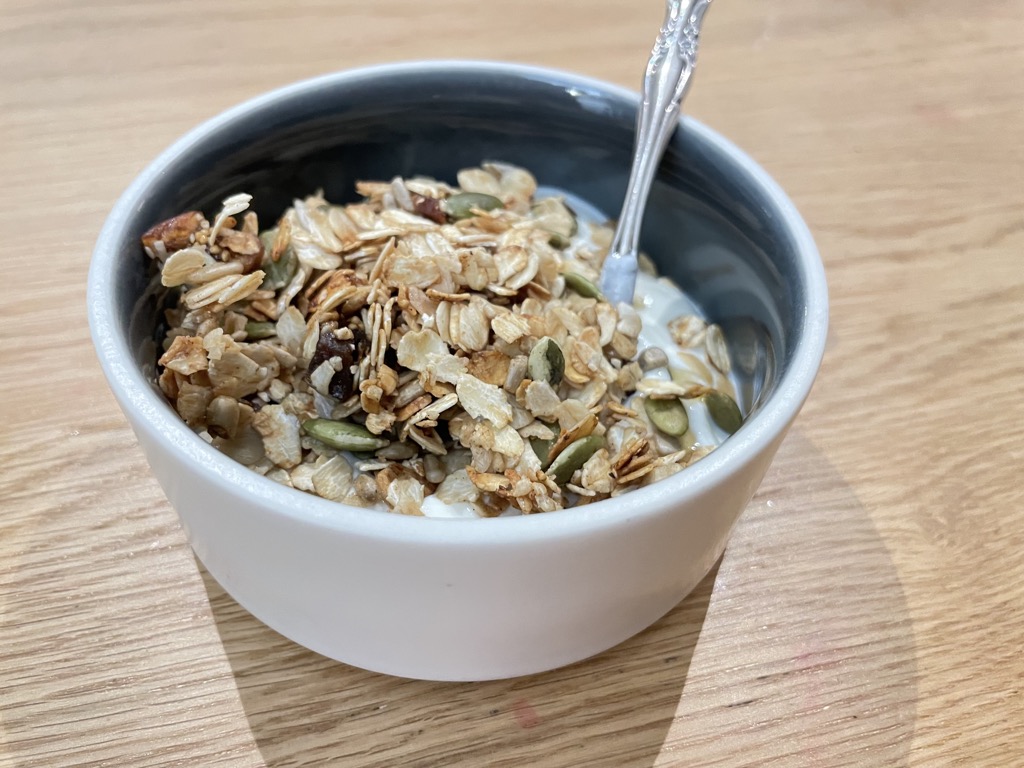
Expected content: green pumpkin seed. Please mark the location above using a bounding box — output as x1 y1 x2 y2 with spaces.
528 337 565 387
546 434 604 485
444 192 504 220
638 347 669 372
563 272 602 299
244 321 277 340
258 229 276 256
302 419 391 451
259 229 297 291
644 397 689 437
548 232 571 249
531 436 555 468
703 391 743 435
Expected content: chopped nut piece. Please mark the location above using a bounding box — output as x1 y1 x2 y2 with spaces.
142 211 204 254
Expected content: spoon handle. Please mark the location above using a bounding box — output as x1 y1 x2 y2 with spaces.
600 0 713 305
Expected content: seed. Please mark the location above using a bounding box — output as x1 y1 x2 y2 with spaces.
259 230 297 290
703 391 743 435
638 346 669 372
528 336 565 387
563 272 602 299
548 233 571 249
546 434 604 485
245 321 277 340
705 324 731 374
444 192 504 220
644 397 689 436
531 436 555 468
302 419 391 451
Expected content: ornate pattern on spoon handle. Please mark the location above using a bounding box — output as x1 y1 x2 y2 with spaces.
600 0 713 306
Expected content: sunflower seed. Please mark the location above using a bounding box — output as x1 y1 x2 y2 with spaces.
445 192 504 220
644 397 689 436
528 336 565 387
546 434 604 485
302 419 391 451
703 390 743 435
563 272 601 299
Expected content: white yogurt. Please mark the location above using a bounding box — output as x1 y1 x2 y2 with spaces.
420 496 483 519
633 272 736 449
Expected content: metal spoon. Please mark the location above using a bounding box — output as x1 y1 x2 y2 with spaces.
599 0 713 305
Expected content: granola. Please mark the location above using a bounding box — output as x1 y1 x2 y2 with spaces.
143 163 743 516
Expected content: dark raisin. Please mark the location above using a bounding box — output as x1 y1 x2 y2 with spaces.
207 424 230 440
242 394 265 412
410 193 447 224
308 324 366 401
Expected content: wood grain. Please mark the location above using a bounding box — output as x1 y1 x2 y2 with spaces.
2 0 1022 765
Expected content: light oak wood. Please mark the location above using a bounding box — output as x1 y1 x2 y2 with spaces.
2 1 1022 765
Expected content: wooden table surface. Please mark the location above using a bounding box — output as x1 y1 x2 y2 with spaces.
3 0 1023 765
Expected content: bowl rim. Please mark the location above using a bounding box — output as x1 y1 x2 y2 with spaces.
87 59 828 545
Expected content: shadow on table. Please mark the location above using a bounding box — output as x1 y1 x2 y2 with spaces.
203 430 919 767
202 560 716 768
656 430 920 767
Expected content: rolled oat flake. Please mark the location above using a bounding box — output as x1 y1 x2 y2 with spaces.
705 323 731 374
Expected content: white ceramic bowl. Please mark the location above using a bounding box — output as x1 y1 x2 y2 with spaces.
88 61 827 681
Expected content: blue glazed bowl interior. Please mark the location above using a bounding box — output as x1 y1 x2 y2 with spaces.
116 64 808 416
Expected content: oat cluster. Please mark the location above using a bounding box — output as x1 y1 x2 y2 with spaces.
145 163 739 515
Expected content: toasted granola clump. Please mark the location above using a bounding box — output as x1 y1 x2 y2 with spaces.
146 163 742 515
